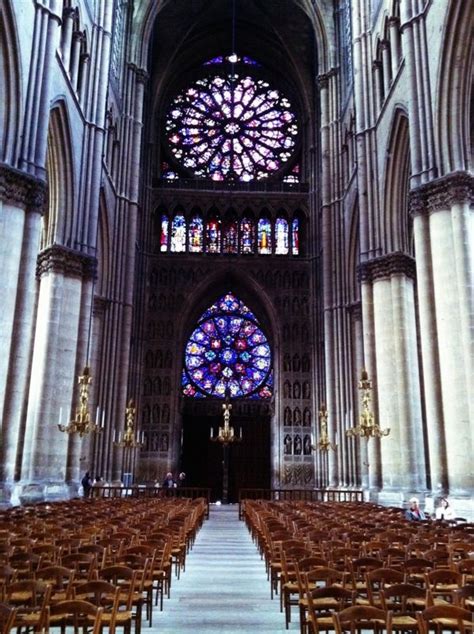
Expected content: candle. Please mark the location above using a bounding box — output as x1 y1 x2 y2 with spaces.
239 427 242 438
113 429 117 443
59 407 63 425
361 368 368 381
210 427 214 439
96 406 99 424
101 410 105 428
311 433 314 446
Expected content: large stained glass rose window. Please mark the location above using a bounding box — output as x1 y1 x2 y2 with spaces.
165 61 298 182
182 292 273 398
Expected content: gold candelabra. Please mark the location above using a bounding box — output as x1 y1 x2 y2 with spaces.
210 397 242 445
346 369 390 439
58 367 102 437
114 400 144 448
312 403 336 452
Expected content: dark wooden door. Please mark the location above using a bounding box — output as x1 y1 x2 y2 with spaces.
181 412 270 502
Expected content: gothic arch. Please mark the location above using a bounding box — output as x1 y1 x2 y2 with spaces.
383 108 411 254
436 0 473 174
0 0 22 165
42 102 75 250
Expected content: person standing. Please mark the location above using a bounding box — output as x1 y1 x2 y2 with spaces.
81 471 92 498
162 472 176 488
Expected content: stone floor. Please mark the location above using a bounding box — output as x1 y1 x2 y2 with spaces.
154 503 298 633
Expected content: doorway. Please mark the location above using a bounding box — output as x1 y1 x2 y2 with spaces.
181 411 271 502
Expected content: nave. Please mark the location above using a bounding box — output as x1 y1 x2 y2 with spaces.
157 504 290 633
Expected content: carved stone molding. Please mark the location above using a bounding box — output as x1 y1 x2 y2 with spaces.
0 163 46 214
410 171 474 216
317 67 338 89
36 245 97 280
347 301 362 321
358 252 416 283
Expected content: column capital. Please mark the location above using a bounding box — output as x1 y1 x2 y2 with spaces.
410 171 474 216
36 244 97 280
93 296 111 315
0 163 46 213
358 251 416 283
317 68 338 88
347 301 363 320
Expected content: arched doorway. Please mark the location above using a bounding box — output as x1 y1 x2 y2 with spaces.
181 403 271 502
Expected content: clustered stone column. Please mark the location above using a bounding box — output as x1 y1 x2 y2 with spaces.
0 165 46 493
359 253 426 503
410 172 473 499
18 246 96 503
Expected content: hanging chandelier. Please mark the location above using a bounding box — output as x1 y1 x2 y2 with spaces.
346 369 390 439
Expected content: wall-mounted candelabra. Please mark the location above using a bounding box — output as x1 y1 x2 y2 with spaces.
311 403 336 452
346 369 390 439
114 399 144 449
58 367 103 437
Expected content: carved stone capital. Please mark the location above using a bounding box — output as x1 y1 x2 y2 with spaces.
36 245 97 280
317 68 338 88
0 163 46 213
93 296 111 315
135 68 148 84
348 301 362 321
409 171 474 216
358 252 416 283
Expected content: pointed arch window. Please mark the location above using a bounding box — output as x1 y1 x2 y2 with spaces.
275 217 289 254
182 292 273 398
171 214 186 252
206 215 221 253
292 217 300 255
160 215 169 252
223 214 238 254
189 214 204 252
258 217 272 254
240 216 255 254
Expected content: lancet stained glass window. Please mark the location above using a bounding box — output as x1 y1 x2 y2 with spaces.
189 215 204 252
182 292 273 399
160 215 169 252
171 214 186 252
165 59 298 182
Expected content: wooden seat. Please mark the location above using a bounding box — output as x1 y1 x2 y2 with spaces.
382 583 432 633
417 604 474 634
47 599 104 634
305 586 354 634
453 585 474 610
425 569 463 604
35 565 75 603
73 580 123 634
366 568 405 608
332 605 388 634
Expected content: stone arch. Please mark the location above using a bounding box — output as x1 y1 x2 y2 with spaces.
0 0 22 165
383 108 411 254
42 102 75 250
436 0 473 174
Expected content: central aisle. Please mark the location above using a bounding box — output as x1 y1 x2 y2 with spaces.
155 504 297 633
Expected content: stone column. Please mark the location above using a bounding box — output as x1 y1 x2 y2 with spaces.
19 0 62 178
411 173 473 497
359 253 425 502
372 62 383 111
0 165 46 493
60 6 75 70
18 246 96 503
381 41 391 95
410 193 447 493
69 31 83 90
388 18 401 76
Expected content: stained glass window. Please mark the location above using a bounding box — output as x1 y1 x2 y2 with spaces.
275 218 289 255
182 292 273 398
240 217 254 254
206 216 221 253
165 61 298 182
189 215 204 253
160 215 169 252
170 214 186 252
223 216 238 254
292 218 300 255
258 218 272 254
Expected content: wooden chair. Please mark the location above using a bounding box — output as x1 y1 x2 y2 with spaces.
0 602 17 634
366 568 405 608
416 604 474 634
35 565 75 603
453 585 474 610
425 569 463 604
332 605 388 634
305 586 354 634
73 580 122 634
98 565 141 634
382 583 432 633
47 599 104 634
5 580 51 634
